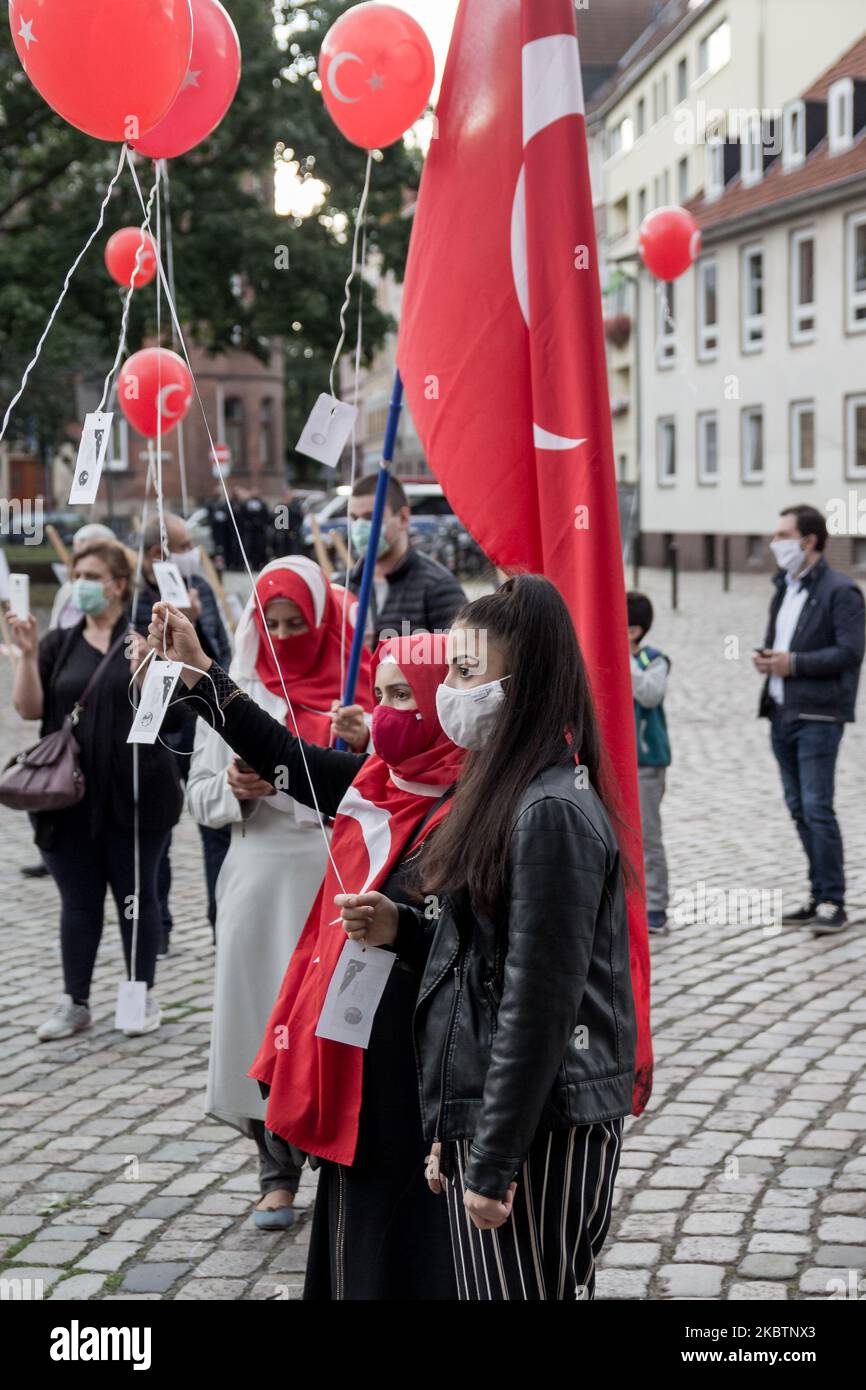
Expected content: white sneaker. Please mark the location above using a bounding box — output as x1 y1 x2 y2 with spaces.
122 991 162 1036
37 995 91 1042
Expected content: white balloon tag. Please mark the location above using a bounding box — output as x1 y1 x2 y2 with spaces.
115 980 147 1032
69 412 113 504
296 393 359 469
128 658 182 745
315 938 396 1049
152 560 191 608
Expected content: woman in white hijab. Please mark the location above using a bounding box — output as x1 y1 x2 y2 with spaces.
186 556 372 1229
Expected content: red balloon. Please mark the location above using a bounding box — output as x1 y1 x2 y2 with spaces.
119 349 192 439
638 207 702 282
8 0 193 143
132 0 241 159
105 228 158 289
319 2 435 150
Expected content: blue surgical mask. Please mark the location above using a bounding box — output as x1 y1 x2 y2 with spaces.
350 518 391 559
71 577 109 616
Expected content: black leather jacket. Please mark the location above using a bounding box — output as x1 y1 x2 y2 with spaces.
393 763 637 1199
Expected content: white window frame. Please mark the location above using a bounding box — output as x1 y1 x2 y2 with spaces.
676 56 688 104
741 243 765 353
636 95 646 139
638 186 647 224
790 227 816 344
697 20 731 81
846 211 866 333
657 417 677 486
845 393 866 480
608 115 634 160
656 280 676 368
740 115 764 187
790 400 816 481
705 139 725 200
741 406 765 483
783 100 806 171
696 256 719 361
697 411 720 485
829 78 854 154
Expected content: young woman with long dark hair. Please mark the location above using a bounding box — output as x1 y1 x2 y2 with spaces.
338 574 637 1300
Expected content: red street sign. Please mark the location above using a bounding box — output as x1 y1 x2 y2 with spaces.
212 443 232 466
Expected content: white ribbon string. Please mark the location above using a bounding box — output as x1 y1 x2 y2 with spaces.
97 168 159 415
0 144 128 445
340 217 369 694
328 150 373 402
160 159 190 516
127 151 348 894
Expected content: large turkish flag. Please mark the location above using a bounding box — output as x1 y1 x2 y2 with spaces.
398 0 653 1113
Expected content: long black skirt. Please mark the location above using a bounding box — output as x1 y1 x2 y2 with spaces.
303 959 458 1301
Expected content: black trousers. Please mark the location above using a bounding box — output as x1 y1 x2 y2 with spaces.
41 815 171 1001
443 1119 624 1300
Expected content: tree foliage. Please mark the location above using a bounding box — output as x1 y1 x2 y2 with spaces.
0 0 421 461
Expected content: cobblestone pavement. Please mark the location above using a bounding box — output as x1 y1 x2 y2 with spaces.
0 569 864 1301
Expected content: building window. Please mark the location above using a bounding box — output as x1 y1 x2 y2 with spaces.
790 228 815 343
740 115 763 187
846 212 866 332
676 56 688 103
790 401 816 481
653 170 670 208
697 411 719 484
657 417 677 485
846 394 866 479
258 398 275 469
653 74 670 125
741 407 765 482
783 101 806 170
829 78 854 153
677 155 689 203
854 537 866 570
638 186 647 224
636 96 646 138
656 280 676 367
609 115 634 158
705 139 725 200
225 396 245 471
697 20 731 79
741 243 765 351
696 257 718 359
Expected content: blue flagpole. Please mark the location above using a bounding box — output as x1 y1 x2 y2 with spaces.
335 369 404 748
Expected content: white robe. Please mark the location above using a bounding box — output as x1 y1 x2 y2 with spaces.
186 674 330 1136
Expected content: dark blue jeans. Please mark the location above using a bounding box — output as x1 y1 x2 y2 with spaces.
770 714 845 904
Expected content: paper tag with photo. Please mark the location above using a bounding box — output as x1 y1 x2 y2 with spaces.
0 548 10 602
296 393 359 469
8 574 30 620
114 980 147 1032
128 658 182 745
69 412 113 505
315 938 396 1049
152 560 191 608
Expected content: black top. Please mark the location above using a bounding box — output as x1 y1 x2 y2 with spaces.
35 614 184 848
191 662 367 816
340 545 466 647
760 556 865 723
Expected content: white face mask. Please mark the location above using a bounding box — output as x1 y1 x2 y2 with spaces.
770 537 806 577
435 676 511 751
169 548 201 581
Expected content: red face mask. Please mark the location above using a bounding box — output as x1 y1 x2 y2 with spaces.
371 704 430 767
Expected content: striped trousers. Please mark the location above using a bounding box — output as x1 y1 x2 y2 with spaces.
443 1119 623 1300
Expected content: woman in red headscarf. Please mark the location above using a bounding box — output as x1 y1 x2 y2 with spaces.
149 606 465 1299
185 558 373 1232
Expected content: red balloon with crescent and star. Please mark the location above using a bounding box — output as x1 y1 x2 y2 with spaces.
118 348 193 439
132 0 241 159
319 2 435 149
